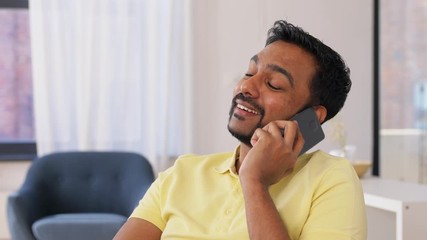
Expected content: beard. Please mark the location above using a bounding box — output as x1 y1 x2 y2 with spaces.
227 93 265 147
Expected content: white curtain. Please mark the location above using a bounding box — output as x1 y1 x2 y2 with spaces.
29 0 193 172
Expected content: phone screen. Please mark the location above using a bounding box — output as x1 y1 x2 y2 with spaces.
290 108 325 155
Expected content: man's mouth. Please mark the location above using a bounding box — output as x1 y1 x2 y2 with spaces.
236 103 260 115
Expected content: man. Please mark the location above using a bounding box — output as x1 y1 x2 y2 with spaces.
114 20 367 240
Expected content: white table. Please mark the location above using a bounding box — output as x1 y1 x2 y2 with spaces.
362 177 427 240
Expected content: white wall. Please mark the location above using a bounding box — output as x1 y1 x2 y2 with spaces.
190 0 374 162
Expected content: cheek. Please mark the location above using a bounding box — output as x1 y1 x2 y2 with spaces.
263 97 292 121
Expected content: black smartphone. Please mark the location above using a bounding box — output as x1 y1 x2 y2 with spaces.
289 108 325 155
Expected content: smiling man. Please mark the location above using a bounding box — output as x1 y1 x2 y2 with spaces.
114 20 367 240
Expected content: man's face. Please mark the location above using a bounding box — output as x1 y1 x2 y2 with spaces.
227 41 317 146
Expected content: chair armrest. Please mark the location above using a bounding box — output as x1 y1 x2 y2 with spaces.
7 189 43 240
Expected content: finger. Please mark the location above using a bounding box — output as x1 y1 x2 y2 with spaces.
293 121 305 153
250 128 264 146
262 121 287 138
282 121 298 145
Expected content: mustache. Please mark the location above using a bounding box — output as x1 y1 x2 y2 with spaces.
231 93 265 116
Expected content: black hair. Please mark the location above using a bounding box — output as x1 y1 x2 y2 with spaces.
266 20 351 122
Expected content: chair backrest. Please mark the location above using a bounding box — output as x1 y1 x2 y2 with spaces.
21 151 154 217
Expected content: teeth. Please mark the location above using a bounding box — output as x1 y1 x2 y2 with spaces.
237 104 259 115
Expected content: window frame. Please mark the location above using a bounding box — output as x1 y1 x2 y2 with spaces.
0 0 35 161
373 0 380 176
1 0 28 8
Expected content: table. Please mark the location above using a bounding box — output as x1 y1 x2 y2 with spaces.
362 177 427 240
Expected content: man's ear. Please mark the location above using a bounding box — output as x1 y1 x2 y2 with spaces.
313 105 327 124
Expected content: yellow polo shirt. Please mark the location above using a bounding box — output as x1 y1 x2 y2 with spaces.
131 148 367 240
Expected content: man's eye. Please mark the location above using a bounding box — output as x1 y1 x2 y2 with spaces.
268 82 281 90
244 73 254 77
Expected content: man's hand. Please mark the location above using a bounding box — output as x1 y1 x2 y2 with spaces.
239 120 304 186
238 120 304 240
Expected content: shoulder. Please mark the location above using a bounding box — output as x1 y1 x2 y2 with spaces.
175 152 234 164
293 150 360 189
308 151 363 198
157 151 234 180
173 151 233 170
297 150 356 176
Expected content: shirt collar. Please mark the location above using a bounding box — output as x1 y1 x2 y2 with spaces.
214 145 240 174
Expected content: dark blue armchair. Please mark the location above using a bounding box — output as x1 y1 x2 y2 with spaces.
7 151 154 240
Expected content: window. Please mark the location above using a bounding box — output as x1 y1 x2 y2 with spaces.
376 0 427 183
0 0 35 160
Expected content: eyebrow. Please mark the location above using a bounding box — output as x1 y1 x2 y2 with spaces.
250 55 295 88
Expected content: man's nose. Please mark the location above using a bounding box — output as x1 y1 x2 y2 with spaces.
240 76 260 98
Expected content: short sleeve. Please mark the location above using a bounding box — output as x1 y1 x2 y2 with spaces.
299 161 367 240
130 172 167 231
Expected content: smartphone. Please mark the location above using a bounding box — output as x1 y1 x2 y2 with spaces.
289 108 325 155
